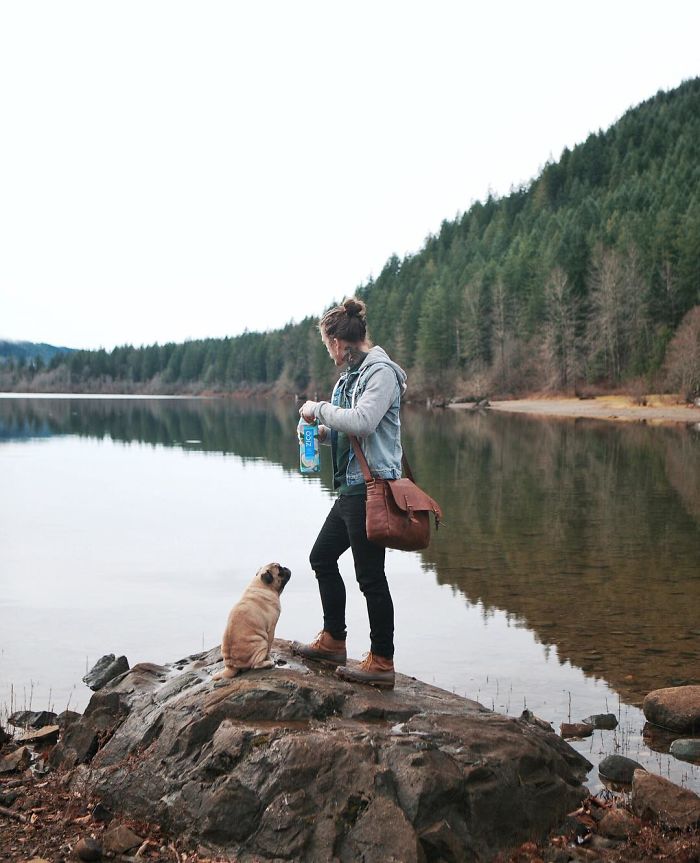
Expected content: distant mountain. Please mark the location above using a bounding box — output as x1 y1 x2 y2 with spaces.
0 340 76 365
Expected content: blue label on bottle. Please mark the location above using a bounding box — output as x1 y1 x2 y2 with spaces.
304 426 315 458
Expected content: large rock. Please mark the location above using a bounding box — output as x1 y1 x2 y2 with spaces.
631 768 700 829
53 640 592 862
642 685 700 733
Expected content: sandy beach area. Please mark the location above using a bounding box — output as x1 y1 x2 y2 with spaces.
453 395 700 425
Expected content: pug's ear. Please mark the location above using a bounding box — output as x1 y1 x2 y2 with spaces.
261 570 274 585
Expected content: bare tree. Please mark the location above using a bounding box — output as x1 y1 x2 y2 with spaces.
587 246 625 380
664 305 700 400
586 244 649 382
543 266 580 388
621 245 651 372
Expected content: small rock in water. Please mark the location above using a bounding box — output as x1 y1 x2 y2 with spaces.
560 722 594 738
8 710 57 730
642 685 700 733
669 738 700 764
83 654 130 691
74 837 102 862
598 754 646 786
581 713 618 730
632 768 700 829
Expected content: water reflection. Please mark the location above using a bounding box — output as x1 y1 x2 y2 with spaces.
1 396 698 706
0 396 302 470
402 407 700 704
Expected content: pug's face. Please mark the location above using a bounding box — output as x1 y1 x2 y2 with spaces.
258 562 291 594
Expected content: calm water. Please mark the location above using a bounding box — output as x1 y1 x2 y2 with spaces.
1 395 699 792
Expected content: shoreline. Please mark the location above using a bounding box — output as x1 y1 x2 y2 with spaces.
3 389 700 426
453 395 700 425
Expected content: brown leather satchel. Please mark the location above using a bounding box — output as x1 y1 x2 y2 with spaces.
349 436 443 551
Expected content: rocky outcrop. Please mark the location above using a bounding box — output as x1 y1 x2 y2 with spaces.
51 640 592 862
643 685 700 733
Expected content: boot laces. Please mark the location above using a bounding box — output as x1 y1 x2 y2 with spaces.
359 651 375 670
310 631 326 649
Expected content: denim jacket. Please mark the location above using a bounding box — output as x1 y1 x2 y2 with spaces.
314 346 407 487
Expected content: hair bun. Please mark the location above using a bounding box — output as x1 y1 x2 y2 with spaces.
343 298 366 319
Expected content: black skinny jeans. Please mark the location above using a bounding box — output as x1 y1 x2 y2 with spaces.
309 494 394 659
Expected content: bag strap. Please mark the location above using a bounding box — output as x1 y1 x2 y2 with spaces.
349 435 415 483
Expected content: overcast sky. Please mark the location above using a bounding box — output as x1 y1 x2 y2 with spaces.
1 1 699 351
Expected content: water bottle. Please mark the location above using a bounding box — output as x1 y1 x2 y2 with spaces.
299 422 320 473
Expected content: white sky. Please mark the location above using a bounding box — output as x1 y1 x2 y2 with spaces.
1 1 699 351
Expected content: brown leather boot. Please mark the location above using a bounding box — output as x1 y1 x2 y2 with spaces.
335 652 395 688
291 631 347 664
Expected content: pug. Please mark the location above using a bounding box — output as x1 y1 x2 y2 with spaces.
212 562 291 680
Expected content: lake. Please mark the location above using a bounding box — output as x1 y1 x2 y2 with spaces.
1 394 699 792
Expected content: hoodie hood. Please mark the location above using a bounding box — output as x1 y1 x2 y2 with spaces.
359 345 407 394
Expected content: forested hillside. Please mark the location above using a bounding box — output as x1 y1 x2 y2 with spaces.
4 78 700 399
0 340 74 367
